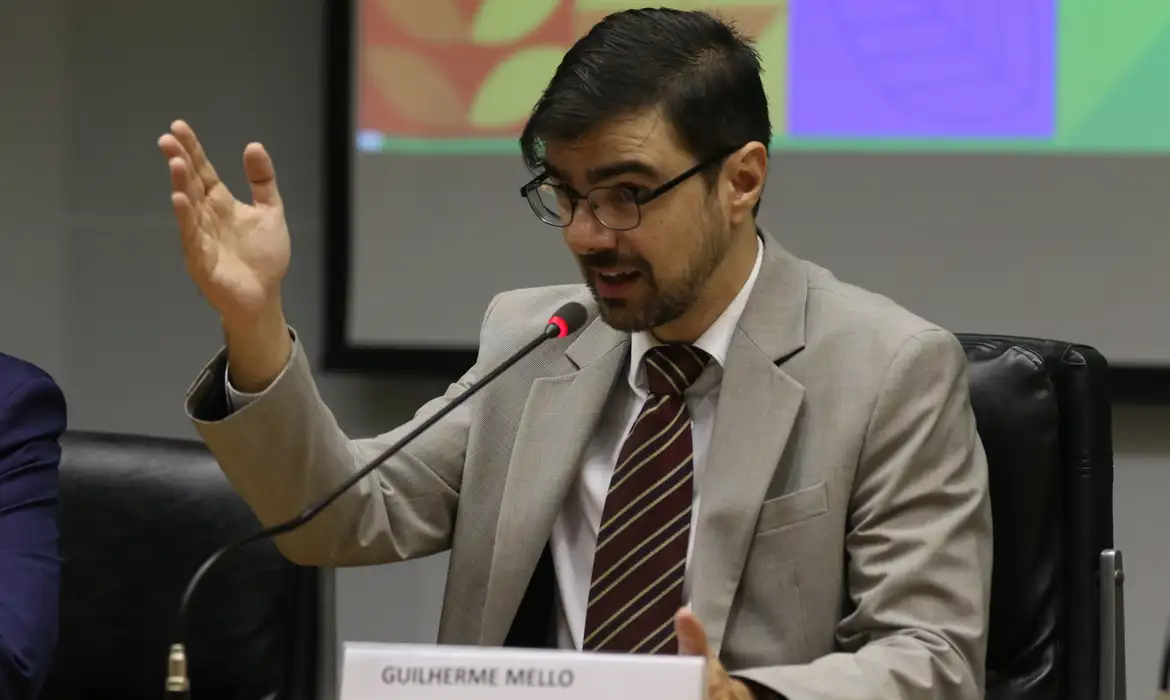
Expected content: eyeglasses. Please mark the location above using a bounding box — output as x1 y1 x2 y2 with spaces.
519 146 739 232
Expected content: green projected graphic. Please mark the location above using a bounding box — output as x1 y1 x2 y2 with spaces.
356 0 1170 154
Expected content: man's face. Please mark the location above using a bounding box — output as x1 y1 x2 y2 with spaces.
541 110 735 333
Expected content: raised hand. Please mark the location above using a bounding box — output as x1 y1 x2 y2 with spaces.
159 120 291 326
159 120 293 391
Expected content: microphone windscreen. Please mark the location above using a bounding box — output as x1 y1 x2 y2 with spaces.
550 302 588 335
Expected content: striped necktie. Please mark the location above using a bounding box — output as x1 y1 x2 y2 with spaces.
582 343 710 653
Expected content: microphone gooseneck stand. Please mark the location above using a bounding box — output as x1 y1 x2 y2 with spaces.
165 302 588 698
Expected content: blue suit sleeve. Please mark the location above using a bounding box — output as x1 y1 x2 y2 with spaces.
0 373 66 700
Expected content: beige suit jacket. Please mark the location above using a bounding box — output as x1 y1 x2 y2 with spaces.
186 232 992 700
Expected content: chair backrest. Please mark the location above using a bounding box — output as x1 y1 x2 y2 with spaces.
40 430 322 700
959 334 1115 700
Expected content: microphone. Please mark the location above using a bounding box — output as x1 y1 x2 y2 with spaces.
165 301 589 698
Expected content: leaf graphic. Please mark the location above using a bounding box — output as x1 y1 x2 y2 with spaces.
366 46 465 127
469 46 565 128
471 0 560 45
376 0 467 44
754 12 788 137
816 0 1056 134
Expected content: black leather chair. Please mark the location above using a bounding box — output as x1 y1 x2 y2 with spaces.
959 335 1125 700
40 431 324 700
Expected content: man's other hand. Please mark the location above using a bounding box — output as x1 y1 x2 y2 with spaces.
675 608 757 700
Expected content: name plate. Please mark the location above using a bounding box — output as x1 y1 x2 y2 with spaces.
339 642 707 700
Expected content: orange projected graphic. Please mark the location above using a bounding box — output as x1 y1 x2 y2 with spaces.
359 0 788 143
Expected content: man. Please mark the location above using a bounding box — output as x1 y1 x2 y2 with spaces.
0 352 66 699
159 8 991 699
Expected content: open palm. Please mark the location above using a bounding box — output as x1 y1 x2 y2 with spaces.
159 120 291 322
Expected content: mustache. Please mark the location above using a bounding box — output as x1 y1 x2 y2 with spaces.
578 250 649 271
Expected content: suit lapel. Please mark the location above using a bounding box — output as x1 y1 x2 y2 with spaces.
691 231 810 654
478 231 811 650
480 315 628 645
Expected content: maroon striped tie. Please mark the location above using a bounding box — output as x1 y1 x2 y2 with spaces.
582 343 709 653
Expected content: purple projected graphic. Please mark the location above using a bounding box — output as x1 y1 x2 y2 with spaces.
789 0 1056 138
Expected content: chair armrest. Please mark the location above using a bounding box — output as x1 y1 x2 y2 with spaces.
1099 549 1127 700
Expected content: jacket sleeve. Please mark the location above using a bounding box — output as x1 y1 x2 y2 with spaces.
184 295 502 567
0 372 67 700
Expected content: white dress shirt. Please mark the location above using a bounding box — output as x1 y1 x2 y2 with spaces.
227 237 764 651
550 238 763 649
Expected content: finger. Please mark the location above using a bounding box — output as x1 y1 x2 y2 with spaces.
168 155 204 211
158 134 205 204
157 132 186 162
243 142 282 207
170 119 222 193
675 607 711 657
170 191 202 256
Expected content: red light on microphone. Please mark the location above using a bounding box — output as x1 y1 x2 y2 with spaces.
548 316 570 338
545 302 587 339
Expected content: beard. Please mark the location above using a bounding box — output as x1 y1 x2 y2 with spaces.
579 208 733 333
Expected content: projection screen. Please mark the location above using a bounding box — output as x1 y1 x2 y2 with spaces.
324 0 1170 399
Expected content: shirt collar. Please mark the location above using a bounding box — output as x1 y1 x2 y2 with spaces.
628 235 764 394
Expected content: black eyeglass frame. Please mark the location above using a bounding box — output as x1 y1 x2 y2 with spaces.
518 145 742 231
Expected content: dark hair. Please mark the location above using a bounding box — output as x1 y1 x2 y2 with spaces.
519 8 771 208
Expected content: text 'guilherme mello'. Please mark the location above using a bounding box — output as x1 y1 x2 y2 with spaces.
381 666 576 688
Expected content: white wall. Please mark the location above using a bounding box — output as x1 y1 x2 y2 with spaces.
0 1 1166 697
